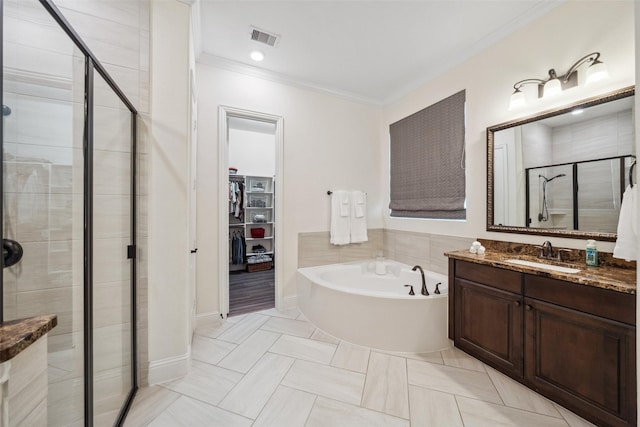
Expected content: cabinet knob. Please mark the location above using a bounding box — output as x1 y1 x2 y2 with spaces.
514 301 521 307
525 304 533 311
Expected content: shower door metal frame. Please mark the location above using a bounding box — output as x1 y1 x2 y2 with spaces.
0 0 138 425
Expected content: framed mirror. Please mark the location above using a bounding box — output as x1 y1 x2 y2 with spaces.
487 86 635 241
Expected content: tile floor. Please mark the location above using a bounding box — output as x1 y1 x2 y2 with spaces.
124 308 595 427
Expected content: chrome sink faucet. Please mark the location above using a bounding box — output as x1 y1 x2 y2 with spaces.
412 265 429 296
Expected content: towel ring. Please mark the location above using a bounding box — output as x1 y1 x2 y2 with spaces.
630 160 636 188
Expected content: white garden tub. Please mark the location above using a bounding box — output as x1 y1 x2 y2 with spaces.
297 260 450 353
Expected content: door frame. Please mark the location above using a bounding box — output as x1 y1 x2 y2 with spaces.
218 106 283 317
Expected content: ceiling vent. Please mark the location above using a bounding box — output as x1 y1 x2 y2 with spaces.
250 27 280 47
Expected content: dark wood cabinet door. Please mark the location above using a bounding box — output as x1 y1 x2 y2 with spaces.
525 298 636 427
454 278 523 377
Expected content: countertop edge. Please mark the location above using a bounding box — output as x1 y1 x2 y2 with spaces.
0 315 58 363
446 250 636 295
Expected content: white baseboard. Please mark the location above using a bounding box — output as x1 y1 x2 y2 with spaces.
196 311 222 327
280 295 298 310
148 352 189 385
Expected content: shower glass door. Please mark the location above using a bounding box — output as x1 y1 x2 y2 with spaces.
92 71 134 426
3 0 86 424
2 0 137 425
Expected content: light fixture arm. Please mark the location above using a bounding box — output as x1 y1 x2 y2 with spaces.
513 78 546 91
561 52 601 82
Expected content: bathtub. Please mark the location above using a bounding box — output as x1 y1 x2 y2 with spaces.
297 260 450 353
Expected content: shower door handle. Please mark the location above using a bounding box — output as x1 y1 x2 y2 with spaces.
3 239 23 268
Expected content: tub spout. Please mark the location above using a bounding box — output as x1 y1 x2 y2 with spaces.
412 265 429 296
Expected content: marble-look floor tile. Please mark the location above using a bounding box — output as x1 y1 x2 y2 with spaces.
260 316 316 338
269 334 337 364
252 386 316 427
486 366 560 418
219 352 295 419
218 330 280 373
383 349 444 365
148 395 252 427
306 397 409 427
191 334 236 366
195 320 237 339
330 341 370 373
362 352 409 419
554 403 597 427
310 328 340 345
407 359 502 404
261 307 301 319
217 313 270 344
282 359 365 406
226 313 247 324
161 360 242 406
408 386 463 427
441 346 486 372
456 396 569 427
123 386 180 426
297 312 308 321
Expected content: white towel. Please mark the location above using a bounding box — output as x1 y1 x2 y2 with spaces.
350 191 368 243
613 184 637 261
340 192 350 217
330 191 351 245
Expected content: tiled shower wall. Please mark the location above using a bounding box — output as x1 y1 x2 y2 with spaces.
298 229 473 275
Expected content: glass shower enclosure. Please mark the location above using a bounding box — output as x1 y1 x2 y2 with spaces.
2 0 137 425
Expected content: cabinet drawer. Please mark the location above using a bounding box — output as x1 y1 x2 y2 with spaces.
455 260 522 293
524 275 635 326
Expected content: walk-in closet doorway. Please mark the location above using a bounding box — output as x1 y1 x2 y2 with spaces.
218 107 283 318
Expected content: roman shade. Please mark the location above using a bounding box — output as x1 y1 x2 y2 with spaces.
389 90 466 219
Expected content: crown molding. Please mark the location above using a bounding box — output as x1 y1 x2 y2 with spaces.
197 53 384 107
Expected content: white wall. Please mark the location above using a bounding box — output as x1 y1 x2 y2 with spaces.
382 1 635 253
195 67 383 316
228 128 276 177
147 0 191 383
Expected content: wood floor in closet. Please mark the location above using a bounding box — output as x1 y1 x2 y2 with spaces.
228 269 275 317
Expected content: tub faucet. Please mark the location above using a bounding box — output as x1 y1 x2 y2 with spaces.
412 265 429 296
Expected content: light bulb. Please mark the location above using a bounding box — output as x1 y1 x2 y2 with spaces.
586 60 609 84
250 51 264 62
508 89 526 110
543 78 562 98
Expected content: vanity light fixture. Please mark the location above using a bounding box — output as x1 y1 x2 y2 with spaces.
509 52 609 110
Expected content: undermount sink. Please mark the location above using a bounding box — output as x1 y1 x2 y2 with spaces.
505 259 581 274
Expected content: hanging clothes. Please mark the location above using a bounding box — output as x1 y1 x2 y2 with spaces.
234 182 245 221
230 232 246 265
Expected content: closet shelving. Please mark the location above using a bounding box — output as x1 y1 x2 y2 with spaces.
229 174 275 272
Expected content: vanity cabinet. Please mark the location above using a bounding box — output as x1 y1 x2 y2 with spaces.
524 275 636 427
449 259 636 427
453 261 523 378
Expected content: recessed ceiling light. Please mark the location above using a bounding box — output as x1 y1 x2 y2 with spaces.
250 50 264 62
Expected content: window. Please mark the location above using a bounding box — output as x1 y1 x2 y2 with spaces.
389 90 466 219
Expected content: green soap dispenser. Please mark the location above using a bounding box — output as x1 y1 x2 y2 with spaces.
586 240 598 266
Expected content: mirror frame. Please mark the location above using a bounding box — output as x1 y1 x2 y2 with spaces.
486 85 635 242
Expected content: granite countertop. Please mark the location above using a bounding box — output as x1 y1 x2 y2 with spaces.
445 240 636 295
0 315 57 363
